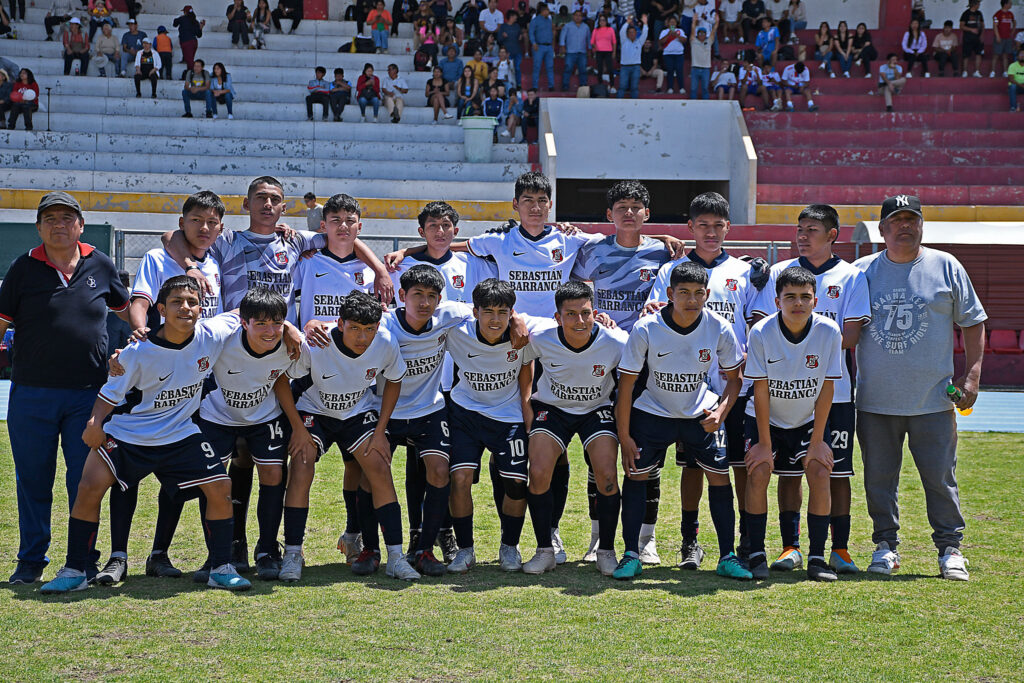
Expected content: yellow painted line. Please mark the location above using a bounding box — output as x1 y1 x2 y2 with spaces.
757 204 1024 225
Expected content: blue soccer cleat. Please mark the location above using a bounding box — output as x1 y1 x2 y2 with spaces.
716 552 754 580
208 564 252 591
612 552 643 580
829 549 860 574
40 567 89 594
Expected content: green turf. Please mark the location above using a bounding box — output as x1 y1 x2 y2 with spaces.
0 424 1021 681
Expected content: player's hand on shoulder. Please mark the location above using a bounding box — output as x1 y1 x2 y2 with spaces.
744 441 773 470
283 321 305 358
642 300 667 316
663 235 686 259
594 311 617 329
805 440 834 471
741 255 770 291
373 271 395 305
299 248 317 261
553 221 580 235
108 345 133 376
509 312 531 349
383 249 405 272
186 267 215 296
484 218 517 234
302 319 330 349
274 222 296 242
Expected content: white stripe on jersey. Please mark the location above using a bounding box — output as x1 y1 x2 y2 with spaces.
98 313 241 446
745 313 843 429
446 319 537 423
466 225 601 317
528 321 629 414
620 307 742 420
382 302 473 420
752 256 871 403
295 249 375 325
199 329 295 426
292 324 406 421
132 248 222 321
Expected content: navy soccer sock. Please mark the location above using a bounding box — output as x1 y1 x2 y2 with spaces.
205 517 234 568
375 501 403 548
357 487 380 551
452 514 474 549
780 510 801 548
416 483 450 552
405 448 426 533
527 488 553 548
342 488 360 535
644 473 661 525
831 514 851 551
747 512 768 558
807 513 830 559
282 506 308 548
66 517 99 572
707 484 736 559
596 490 621 551
549 461 570 529
680 509 700 543
108 485 138 555
229 462 253 543
151 485 187 554
620 478 647 555
255 482 285 557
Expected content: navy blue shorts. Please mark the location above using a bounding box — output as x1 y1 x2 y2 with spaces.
677 395 749 469
448 402 528 482
827 402 855 478
743 415 816 477
631 409 727 476
197 414 290 467
301 410 378 462
386 407 450 462
98 433 228 492
529 401 617 453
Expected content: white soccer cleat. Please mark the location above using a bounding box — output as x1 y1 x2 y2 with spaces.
867 541 900 575
638 531 661 565
337 532 363 564
447 548 476 573
939 547 969 581
550 528 567 564
583 532 600 562
278 550 304 582
522 548 557 575
499 543 522 572
385 550 421 581
596 549 618 576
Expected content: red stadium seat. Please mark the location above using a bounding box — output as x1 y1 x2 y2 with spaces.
989 329 1022 355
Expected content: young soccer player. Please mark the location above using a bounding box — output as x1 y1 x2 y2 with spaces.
523 281 628 576
616 262 751 581
743 266 843 582
287 291 419 581
39 276 250 594
750 205 870 574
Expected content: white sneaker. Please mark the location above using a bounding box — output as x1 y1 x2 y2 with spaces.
843 71 850 78
865 73 872 78
337 531 363 564
962 71 968 78
596 549 618 576
499 129 511 137
227 114 234 119
1003 71 1009 77
583 532 600 562
906 72 913 78
679 88 686 95
212 113 219 118
499 543 522 572
638 531 661 565
447 547 476 573
279 550 304 582
609 86 617 94
443 112 454 119
973 71 982 78
522 547 556 574
385 550 421 581
667 88 674 94
924 72 930 78
989 71 996 78
551 528 567 564
867 541 900 575
939 547 969 581
830 71 836 78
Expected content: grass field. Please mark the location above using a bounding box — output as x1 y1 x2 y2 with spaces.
0 423 1021 681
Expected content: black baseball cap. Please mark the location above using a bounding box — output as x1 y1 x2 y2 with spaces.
36 191 83 222
880 194 923 222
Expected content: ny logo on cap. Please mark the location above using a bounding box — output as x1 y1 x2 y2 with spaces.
895 195 910 207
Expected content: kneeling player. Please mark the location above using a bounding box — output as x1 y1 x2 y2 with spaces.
40 276 250 594
743 267 842 582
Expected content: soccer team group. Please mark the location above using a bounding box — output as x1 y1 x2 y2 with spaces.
40 171 878 593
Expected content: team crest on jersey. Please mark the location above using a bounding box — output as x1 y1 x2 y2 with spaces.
268 369 282 381
725 279 738 291
438 333 447 345
274 251 289 266
197 356 210 372
215 274 221 286
638 268 655 282
535 410 548 421
551 248 564 263
104 437 117 452
805 355 819 368
451 274 465 288
303 415 314 428
86 276 97 288
698 349 712 363
826 285 841 299
354 272 365 286
507 350 519 362
365 368 378 380
592 364 606 377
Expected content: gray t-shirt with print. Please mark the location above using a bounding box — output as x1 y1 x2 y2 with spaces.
853 247 986 416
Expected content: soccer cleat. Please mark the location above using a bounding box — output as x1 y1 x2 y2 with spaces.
40 567 89 594
385 551 421 581
208 564 252 591
595 549 618 576
716 553 754 580
868 542 900 575
406 529 421 561
771 547 804 571
192 559 212 584
9 560 47 585
748 553 770 579
231 540 251 574
638 531 661 565
583 532 600 562
337 531 363 564
829 549 860 574
436 528 459 565
808 557 838 582
612 552 643 580
522 548 557 575
447 548 476 574
939 547 969 581
351 548 381 576
499 543 523 572
278 550 304 582
255 552 282 581
678 539 705 570
414 550 446 577
550 528 567 564
93 556 127 585
145 551 182 578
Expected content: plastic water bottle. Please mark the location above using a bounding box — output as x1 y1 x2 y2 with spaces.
946 385 973 416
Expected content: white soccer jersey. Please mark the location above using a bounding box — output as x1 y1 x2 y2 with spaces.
781 63 810 87
752 256 871 402
292 324 407 421
132 247 222 322
446 319 538 423
199 329 296 426
98 314 240 446
466 225 601 317
528 320 629 413
294 248 375 325
381 302 473 420
744 313 843 429
390 251 498 305
620 307 743 419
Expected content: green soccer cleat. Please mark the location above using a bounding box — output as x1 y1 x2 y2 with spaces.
716 552 754 580
612 552 643 580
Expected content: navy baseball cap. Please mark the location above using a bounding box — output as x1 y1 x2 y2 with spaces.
36 191 83 222
880 194 923 222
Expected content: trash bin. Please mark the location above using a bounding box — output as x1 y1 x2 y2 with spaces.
462 116 497 163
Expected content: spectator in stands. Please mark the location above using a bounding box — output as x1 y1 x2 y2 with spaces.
460 0 482 40
877 52 905 111
480 0 502 38
87 0 114 41
650 0 679 42
902 19 928 78
992 0 1016 78
618 15 648 98
63 18 91 76
352 0 375 33
468 47 489 82
755 16 779 67
959 0 984 78
93 23 120 77
329 67 351 120
570 0 591 21
559 9 590 90
305 65 330 120
519 86 538 138
454 64 478 115
368 0 393 53
497 10 524 86
155 26 174 79
174 6 205 72
852 22 877 78
210 62 235 118
381 63 408 122
389 0 411 38
832 19 854 77
813 21 833 75
441 16 464 52
182 58 214 117
119 18 145 78
910 0 927 27
482 32 501 66
530 2 556 90
1009 47 1024 111
44 0 74 42
356 62 382 122
693 0 720 54
226 0 251 48
7 0 21 21
425 64 452 121
0 69 11 127
787 0 805 31
441 45 464 81
690 25 712 98
590 13 616 87
553 6 571 45
482 83 504 125
721 0 741 43
659 14 687 94
641 38 666 91
133 38 160 98
251 0 271 48
417 17 441 65
483 66 501 93
780 59 816 109
740 0 766 44
304 192 323 231
737 52 770 108
271 0 302 33
432 0 451 22
7 68 38 130
931 20 959 77
764 0 784 24
496 46 514 83
712 58 737 98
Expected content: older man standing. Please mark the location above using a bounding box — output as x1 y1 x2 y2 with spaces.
0 192 130 584
853 195 986 582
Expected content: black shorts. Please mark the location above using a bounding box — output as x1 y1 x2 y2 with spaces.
529 401 617 453
827 402 855 478
962 35 983 57
98 433 228 492
448 402 528 482
675 395 748 469
197 414 290 467
386 408 450 462
742 415 815 477
632 409 727 476
301 410 379 462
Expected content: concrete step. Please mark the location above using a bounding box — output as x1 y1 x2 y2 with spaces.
758 165 1024 186
751 129 1024 149
758 147 1023 167
744 111 1021 131
757 184 1024 206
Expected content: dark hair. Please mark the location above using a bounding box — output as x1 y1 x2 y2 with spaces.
315 65 326 74
514 171 552 200
670 261 709 288
886 52 898 60
323 193 361 218
689 191 730 220
334 67 345 75
776 266 817 295
400 264 445 294
418 200 460 228
606 180 650 209
212 62 228 79
247 175 284 198
156 275 201 306
362 62 374 75
194 59 205 68
798 203 840 238
182 190 226 219
943 19 954 27
473 278 517 309
795 61 806 74
388 63 398 72
339 291 384 324
239 286 288 321
303 192 316 201
555 281 594 310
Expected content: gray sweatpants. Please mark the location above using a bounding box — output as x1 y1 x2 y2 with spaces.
857 410 965 554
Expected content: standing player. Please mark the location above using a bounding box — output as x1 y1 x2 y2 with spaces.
616 262 750 581
750 204 869 574
40 277 250 594
743 267 842 582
